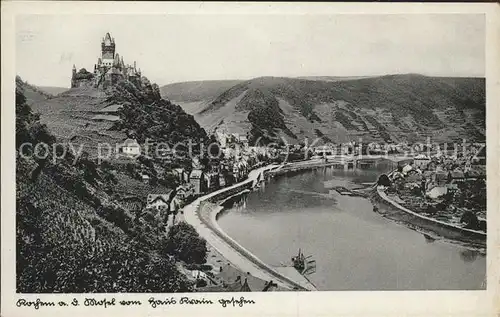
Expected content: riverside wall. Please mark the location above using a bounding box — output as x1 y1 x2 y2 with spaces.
374 187 486 247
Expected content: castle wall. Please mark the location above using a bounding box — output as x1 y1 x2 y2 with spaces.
101 59 114 67
71 77 95 89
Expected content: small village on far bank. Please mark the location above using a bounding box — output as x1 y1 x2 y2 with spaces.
377 146 486 233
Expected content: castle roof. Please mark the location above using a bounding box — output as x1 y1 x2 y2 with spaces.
122 138 139 146
113 53 121 67
103 32 114 46
147 193 173 205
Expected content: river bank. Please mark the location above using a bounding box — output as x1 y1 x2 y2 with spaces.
373 186 486 249
183 164 319 291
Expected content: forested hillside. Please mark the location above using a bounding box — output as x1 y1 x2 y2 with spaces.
16 77 201 293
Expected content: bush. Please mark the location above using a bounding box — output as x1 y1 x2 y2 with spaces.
196 279 207 288
164 222 207 264
17 241 193 293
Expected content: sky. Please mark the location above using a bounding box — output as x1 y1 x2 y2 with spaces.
16 14 485 88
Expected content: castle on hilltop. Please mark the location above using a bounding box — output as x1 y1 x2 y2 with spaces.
71 32 143 89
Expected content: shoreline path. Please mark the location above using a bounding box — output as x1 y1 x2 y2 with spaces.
183 164 318 291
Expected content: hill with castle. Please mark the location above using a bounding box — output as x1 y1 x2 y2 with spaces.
71 32 150 91
25 32 205 158
15 32 212 293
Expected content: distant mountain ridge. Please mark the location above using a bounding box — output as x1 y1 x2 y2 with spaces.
165 74 485 145
160 80 243 102
35 86 69 96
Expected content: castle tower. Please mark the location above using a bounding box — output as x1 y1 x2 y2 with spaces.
71 64 77 88
113 53 121 68
101 32 115 67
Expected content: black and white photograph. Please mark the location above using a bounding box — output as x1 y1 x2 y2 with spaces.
2 2 500 317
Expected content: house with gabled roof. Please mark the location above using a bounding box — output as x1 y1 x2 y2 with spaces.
121 138 141 157
146 190 176 211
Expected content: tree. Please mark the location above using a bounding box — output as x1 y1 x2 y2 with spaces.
163 171 180 189
377 174 391 187
164 222 207 264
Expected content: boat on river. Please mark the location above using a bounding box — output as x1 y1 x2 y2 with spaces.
292 249 316 275
332 186 368 197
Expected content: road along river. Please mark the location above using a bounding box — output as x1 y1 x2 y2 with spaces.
217 164 486 291
183 164 317 291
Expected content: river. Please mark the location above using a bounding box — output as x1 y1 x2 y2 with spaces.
217 164 486 290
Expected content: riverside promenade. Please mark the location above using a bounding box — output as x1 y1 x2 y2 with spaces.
183 164 318 291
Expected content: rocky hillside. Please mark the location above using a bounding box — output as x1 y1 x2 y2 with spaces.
182 74 485 145
16 79 194 292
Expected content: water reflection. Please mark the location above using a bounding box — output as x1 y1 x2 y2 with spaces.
460 249 480 263
423 233 437 243
221 192 248 211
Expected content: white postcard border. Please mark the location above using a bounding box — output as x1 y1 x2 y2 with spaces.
2 2 499 317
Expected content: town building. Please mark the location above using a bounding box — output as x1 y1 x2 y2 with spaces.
141 174 150 184
176 183 195 202
215 128 229 149
402 163 414 175
173 168 189 184
205 172 221 192
219 174 226 188
426 185 448 199
120 138 141 157
239 135 249 149
146 192 175 211
414 154 431 169
189 169 206 195
450 170 465 182
434 171 448 186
